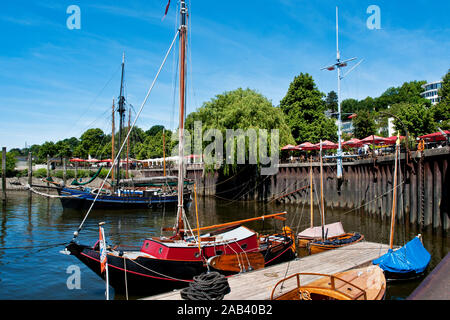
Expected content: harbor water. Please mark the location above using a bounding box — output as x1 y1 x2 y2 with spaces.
0 191 448 300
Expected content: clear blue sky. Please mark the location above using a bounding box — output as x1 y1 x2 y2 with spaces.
1 0 449 150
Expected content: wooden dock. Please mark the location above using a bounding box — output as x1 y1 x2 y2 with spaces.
142 241 390 300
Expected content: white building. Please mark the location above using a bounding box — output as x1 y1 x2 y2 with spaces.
421 81 443 105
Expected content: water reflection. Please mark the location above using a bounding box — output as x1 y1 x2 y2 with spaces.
0 191 447 300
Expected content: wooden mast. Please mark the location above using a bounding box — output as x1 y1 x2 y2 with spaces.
319 141 325 240
175 0 187 238
310 155 314 228
111 98 115 181
116 52 126 188
126 108 131 179
163 129 166 176
389 135 400 249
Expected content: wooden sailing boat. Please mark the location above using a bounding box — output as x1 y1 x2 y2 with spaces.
65 0 295 296
297 156 346 248
271 265 386 300
54 53 192 210
372 134 431 280
307 141 363 255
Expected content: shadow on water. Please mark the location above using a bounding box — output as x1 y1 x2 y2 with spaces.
0 191 448 300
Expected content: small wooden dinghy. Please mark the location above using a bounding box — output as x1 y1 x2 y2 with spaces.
308 232 364 255
207 252 265 272
271 265 386 300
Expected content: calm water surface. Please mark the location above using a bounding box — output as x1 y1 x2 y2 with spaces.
0 191 448 300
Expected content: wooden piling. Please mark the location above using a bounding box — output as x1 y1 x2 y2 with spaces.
2 147 6 202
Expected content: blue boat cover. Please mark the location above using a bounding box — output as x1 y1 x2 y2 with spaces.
373 237 431 274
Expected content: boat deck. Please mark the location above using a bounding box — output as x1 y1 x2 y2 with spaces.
142 240 390 300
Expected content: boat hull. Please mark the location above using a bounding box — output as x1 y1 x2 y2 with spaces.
308 233 364 255
66 235 295 296
58 187 191 210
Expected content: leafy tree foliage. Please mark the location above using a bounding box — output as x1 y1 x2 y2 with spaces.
390 102 436 137
352 110 377 139
325 91 338 114
280 73 337 143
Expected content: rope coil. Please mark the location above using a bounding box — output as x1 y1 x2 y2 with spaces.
180 272 230 300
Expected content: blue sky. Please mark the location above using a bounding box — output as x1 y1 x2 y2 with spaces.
0 0 449 150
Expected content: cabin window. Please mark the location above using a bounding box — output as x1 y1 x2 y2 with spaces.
194 252 200 258
215 250 223 255
145 242 149 248
158 247 163 254
241 243 248 250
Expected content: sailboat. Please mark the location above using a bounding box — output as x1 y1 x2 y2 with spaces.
307 141 364 255
372 135 431 280
53 54 192 210
270 265 386 300
297 156 346 248
64 0 295 297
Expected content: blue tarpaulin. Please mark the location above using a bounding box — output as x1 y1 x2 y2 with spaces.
373 236 431 274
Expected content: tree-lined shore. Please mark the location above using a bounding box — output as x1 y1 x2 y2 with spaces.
2 69 449 177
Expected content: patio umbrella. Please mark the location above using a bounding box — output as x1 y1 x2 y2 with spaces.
343 138 364 148
296 142 318 151
314 140 338 150
69 158 86 162
418 130 450 142
384 136 406 145
361 135 387 144
281 144 298 151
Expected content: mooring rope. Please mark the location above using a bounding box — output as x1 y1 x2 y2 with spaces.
25 184 82 199
180 272 230 300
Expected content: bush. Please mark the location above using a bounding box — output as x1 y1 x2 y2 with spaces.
33 168 48 178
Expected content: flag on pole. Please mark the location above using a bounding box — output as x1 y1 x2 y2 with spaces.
162 0 171 20
99 225 107 274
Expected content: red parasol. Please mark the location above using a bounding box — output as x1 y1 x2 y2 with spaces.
314 140 338 150
281 144 298 151
361 135 387 144
296 142 318 151
384 136 406 145
418 130 450 142
69 158 86 162
343 138 364 148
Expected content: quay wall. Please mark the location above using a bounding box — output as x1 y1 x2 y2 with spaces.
143 147 450 231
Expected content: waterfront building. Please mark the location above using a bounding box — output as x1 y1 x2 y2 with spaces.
421 80 443 105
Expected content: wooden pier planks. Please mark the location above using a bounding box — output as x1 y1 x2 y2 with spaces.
143 241 390 300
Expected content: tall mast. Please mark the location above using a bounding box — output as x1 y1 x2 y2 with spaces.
321 7 361 181
389 135 400 249
111 98 115 181
116 52 126 188
319 141 325 240
336 6 343 181
126 108 131 179
175 0 188 238
309 156 314 228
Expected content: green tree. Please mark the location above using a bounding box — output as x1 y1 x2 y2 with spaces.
37 141 57 163
185 88 295 167
390 102 436 137
0 152 17 177
280 73 337 143
352 110 377 139
74 128 106 158
325 91 338 114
